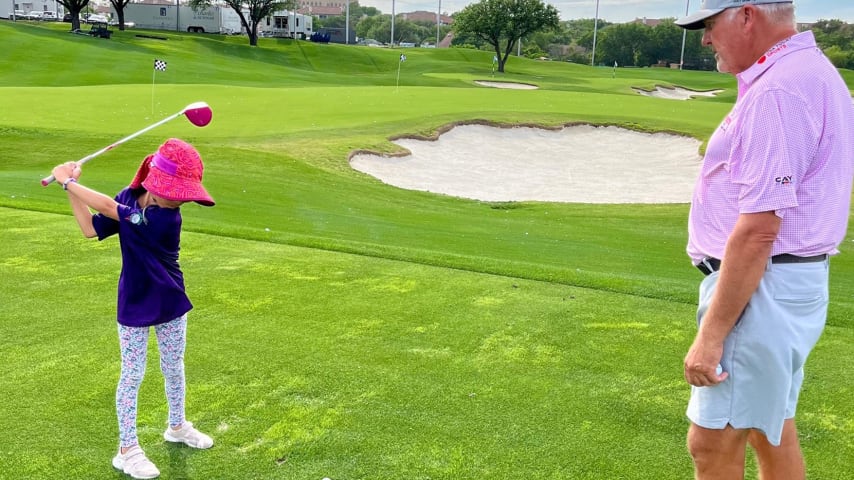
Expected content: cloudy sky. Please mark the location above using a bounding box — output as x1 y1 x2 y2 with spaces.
358 0 854 24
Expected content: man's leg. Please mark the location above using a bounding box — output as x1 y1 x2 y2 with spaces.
687 423 749 480
748 419 805 480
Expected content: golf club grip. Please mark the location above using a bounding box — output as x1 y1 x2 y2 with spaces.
40 156 97 186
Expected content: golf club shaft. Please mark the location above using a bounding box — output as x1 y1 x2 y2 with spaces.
41 109 186 186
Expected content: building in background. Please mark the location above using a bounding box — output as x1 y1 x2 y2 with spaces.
2 0 65 18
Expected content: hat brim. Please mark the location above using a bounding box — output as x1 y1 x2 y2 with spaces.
129 155 153 189
675 8 725 30
142 169 215 207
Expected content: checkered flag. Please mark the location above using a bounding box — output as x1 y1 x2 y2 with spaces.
153 59 167 72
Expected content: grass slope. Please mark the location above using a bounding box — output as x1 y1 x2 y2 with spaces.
1 20 852 479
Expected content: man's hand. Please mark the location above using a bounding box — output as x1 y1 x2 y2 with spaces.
684 212 780 387
684 335 728 387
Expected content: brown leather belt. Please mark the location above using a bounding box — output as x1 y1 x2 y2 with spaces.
696 254 828 276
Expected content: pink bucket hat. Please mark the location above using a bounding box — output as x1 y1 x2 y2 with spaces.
129 138 215 206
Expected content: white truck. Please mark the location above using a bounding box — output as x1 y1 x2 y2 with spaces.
116 3 243 34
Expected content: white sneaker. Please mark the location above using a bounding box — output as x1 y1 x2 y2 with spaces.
163 421 214 449
112 445 160 479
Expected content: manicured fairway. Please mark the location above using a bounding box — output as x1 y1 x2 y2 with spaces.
1 20 852 479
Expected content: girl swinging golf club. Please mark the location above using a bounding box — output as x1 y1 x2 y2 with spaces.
51 138 215 480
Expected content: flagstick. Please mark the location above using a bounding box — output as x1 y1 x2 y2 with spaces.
151 68 156 117
396 56 403 93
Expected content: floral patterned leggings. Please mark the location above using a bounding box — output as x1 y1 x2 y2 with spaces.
116 315 187 448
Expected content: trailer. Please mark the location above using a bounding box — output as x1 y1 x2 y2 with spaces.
115 3 242 34
262 10 313 38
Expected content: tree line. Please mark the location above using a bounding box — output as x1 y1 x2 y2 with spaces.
321 1 853 71
314 3 453 47
62 0 854 67
455 15 854 71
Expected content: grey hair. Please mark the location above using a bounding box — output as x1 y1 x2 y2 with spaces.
756 3 797 28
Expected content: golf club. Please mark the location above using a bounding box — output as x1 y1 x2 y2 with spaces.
41 102 213 186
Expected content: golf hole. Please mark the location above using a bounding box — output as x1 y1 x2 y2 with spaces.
350 124 703 204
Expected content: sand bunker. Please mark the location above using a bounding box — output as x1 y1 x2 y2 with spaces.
634 85 724 100
474 81 539 90
350 124 703 204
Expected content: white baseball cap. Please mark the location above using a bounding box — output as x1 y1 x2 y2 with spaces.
675 0 793 30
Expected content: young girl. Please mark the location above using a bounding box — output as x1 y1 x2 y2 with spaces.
52 138 216 480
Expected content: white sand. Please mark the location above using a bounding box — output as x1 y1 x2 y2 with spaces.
634 86 725 101
350 124 703 204
474 81 539 90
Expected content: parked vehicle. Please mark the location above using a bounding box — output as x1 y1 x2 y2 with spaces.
117 4 311 37
26 11 44 20
13 10 26 18
108 19 135 28
41 11 58 21
117 4 241 34
85 13 109 24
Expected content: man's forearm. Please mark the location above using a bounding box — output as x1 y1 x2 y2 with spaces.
700 211 780 342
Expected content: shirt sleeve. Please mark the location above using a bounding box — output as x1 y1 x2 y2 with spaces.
92 202 135 241
92 211 119 240
729 88 818 216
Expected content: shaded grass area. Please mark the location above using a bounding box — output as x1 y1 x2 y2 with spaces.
1 20 852 479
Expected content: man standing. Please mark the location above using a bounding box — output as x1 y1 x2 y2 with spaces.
675 1 853 479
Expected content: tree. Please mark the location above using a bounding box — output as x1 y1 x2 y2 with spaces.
110 0 131 31
453 0 560 73
649 20 684 65
189 0 296 46
823 45 854 70
57 0 89 31
314 2 381 32
564 18 606 49
681 29 715 70
354 16 431 45
355 14 389 42
595 23 652 67
589 20 714 69
316 15 347 30
812 19 854 52
350 2 381 19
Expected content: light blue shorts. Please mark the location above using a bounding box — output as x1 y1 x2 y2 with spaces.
687 258 829 446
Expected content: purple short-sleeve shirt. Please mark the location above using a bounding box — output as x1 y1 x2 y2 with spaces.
92 187 192 327
687 31 854 264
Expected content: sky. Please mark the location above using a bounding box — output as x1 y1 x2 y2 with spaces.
357 0 854 24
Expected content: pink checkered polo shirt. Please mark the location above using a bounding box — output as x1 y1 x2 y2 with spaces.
687 31 854 264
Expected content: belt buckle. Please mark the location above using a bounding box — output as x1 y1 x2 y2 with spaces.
698 257 716 276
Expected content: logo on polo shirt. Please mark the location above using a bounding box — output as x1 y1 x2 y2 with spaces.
759 38 790 65
127 210 148 225
775 175 793 185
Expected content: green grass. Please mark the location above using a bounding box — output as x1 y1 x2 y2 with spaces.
1 20 852 479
